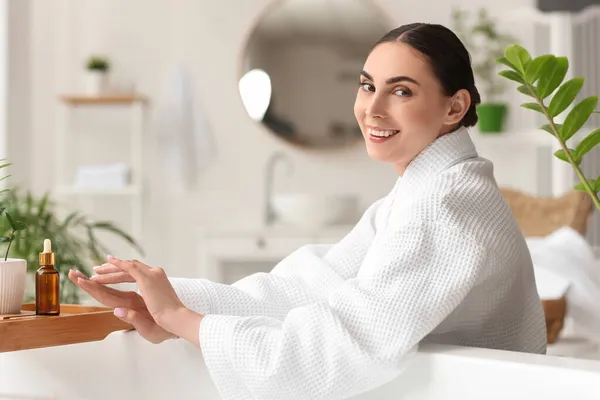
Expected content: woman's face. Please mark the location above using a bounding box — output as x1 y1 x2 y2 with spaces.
354 41 469 174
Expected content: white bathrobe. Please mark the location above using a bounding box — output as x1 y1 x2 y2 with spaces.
169 127 547 399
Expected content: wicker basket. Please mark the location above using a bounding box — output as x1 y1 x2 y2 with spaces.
500 187 593 344
541 296 567 344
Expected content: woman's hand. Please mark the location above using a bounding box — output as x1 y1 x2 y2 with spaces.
89 263 135 284
68 269 177 344
96 256 203 347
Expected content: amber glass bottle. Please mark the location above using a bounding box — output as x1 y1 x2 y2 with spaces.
35 239 60 315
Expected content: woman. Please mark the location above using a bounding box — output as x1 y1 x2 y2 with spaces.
69 23 547 399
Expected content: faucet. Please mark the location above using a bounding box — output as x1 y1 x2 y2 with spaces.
264 151 294 226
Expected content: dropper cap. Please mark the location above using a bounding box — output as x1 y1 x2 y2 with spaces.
39 239 55 265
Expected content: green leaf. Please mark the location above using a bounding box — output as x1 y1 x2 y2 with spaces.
561 96 598 141
5 212 16 230
517 85 537 98
573 177 600 193
496 56 517 70
540 123 562 136
58 212 80 231
547 77 584 118
574 181 588 192
89 221 144 255
554 148 581 165
499 70 525 84
521 102 545 113
505 45 531 75
525 54 553 84
594 176 600 193
14 221 26 231
537 56 568 99
575 128 600 159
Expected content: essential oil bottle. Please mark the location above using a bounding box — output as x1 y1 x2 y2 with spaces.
35 239 60 315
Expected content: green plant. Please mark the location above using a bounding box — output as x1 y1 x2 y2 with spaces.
0 189 143 303
0 159 27 260
497 44 600 211
451 8 517 101
86 55 110 72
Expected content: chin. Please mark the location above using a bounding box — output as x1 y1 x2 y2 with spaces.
364 143 396 163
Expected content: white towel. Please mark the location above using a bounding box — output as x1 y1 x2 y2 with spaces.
533 267 571 300
526 226 600 335
155 65 216 192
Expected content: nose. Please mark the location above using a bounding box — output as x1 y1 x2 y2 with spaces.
365 94 387 119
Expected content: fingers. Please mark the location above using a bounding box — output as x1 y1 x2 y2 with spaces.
113 308 176 344
69 269 143 311
68 269 88 282
107 256 148 281
90 262 135 284
90 272 135 284
93 263 121 274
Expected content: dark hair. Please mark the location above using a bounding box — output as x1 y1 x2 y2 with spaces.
373 23 481 128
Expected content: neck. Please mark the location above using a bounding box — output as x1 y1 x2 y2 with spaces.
393 161 410 176
398 126 478 190
393 125 461 176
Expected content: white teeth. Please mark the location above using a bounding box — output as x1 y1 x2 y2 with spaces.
367 128 399 137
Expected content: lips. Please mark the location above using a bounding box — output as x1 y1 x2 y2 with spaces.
366 126 400 143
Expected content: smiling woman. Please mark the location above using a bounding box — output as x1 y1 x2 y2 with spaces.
73 21 547 400
354 23 481 174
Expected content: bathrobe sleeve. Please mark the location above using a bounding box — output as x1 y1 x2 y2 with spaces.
198 221 490 400
168 198 384 319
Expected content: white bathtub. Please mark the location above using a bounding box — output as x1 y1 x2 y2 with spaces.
0 331 599 399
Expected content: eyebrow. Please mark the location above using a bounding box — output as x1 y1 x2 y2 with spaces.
361 70 420 86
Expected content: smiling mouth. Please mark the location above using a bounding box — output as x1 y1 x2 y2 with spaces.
367 126 400 139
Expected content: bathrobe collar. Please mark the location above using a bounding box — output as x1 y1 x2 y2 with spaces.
400 126 479 190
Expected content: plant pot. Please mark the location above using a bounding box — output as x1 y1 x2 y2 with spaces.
0 258 27 314
476 102 508 133
83 70 108 96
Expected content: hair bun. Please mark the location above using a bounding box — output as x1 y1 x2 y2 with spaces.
460 85 481 128
461 104 479 128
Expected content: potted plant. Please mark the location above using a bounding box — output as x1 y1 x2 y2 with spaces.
497 44 600 343
497 45 600 209
0 160 28 314
451 8 517 133
0 188 143 304
84 55 110 95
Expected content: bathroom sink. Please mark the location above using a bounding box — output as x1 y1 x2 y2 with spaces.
271 193 359 229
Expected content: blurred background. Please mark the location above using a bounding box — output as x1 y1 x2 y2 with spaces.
2 0 600 298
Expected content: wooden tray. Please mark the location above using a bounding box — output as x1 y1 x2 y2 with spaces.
0 303 133 353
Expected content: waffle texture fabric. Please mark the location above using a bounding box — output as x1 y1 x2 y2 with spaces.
169 127 547 399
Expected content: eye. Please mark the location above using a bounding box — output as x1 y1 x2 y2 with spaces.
394 88 412 97
359 82 374 92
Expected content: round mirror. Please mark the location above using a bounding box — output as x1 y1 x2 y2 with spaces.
239 0 391 150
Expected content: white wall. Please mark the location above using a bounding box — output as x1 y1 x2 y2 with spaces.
14 0 536 277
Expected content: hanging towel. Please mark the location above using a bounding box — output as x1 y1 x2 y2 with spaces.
155 64 216 192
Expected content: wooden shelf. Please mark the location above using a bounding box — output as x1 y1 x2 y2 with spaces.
59 94 147 105
0 303 132 353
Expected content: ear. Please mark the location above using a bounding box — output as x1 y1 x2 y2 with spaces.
444 89 471 125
